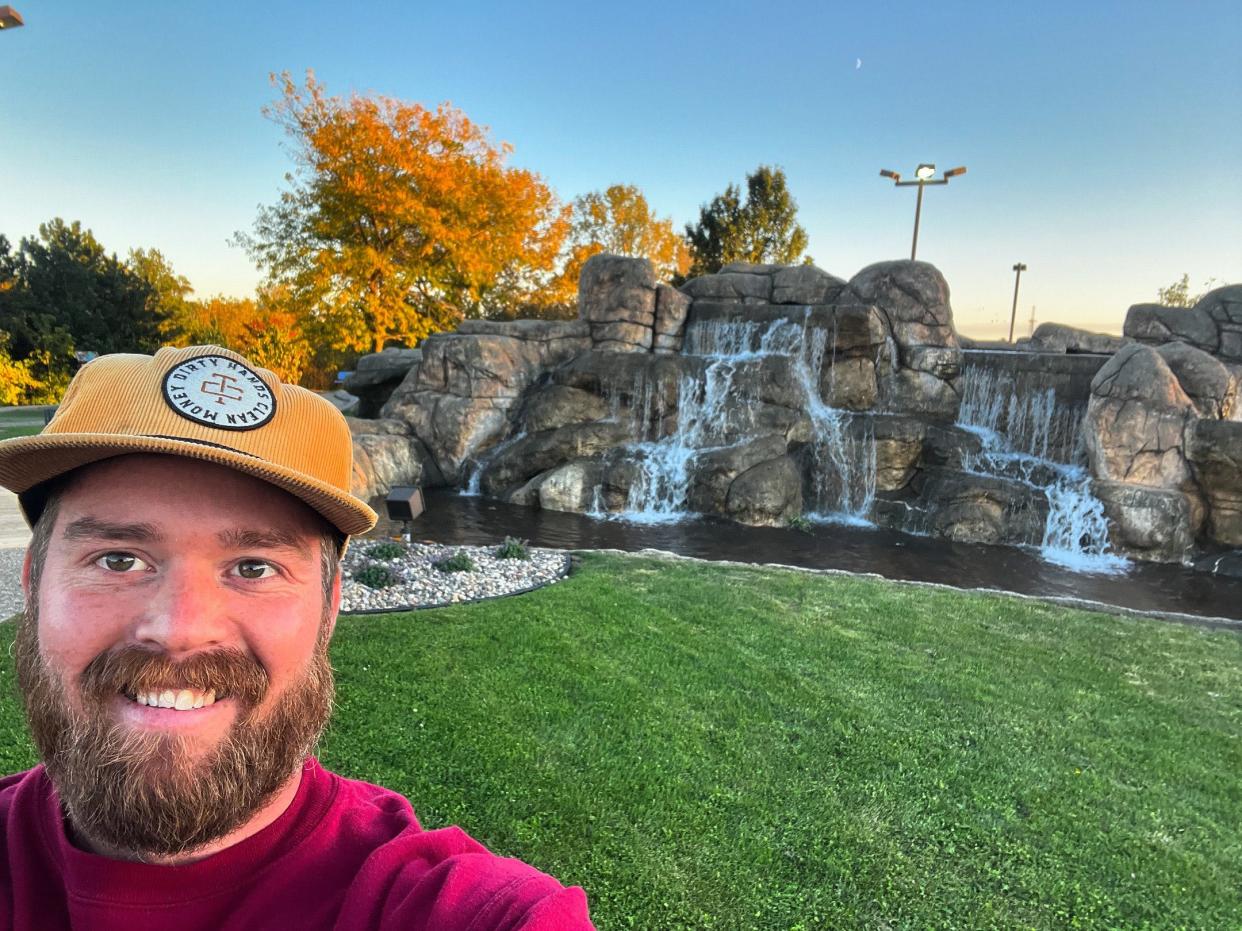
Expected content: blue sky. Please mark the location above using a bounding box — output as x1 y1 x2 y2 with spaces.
2 0 1238 337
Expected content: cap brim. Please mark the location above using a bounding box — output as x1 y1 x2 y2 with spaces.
0 432 378 536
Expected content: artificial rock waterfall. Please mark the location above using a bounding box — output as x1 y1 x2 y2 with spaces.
347 255 1242 570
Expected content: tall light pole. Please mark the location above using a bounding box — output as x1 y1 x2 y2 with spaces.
1008 262 1027 343
879 163 967 260
0 6 24 30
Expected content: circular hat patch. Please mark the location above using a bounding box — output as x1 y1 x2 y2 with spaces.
162 355 276 431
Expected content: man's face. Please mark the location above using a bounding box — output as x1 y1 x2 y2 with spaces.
14 454 341 859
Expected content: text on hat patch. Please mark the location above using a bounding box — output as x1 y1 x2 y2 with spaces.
162 355 277 431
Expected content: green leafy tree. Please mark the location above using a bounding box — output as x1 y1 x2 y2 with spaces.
128 247 195 340
684 165 811 277
0 220 167 396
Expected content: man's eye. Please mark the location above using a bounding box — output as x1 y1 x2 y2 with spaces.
97 553 148 573
234 560 277 580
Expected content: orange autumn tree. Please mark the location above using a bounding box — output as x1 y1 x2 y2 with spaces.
237 72 570 354
164 292 313 386
546 184 692 308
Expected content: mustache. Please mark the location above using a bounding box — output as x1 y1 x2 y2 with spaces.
78 646 269 709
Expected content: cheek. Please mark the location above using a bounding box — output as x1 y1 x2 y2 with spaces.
36 586 135 680
241 602 326 688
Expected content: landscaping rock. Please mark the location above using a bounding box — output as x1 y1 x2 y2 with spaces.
1187 419 1242 546
725 455 803 525
1091 479 1198 562
1083 344 1196 489
520 384 610 434
343 347 421 417
1029 323 1129 355
771 265 847 306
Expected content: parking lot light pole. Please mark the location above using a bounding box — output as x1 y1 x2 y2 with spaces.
1009 262 1028 343
879 164 967 260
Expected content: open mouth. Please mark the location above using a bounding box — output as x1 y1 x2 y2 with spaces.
123 688 222 711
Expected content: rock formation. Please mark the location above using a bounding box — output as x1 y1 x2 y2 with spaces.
344 255 1242 568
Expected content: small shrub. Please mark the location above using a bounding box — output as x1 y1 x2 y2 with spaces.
368 541 406 561
787 515 814 533
434 551 476 574
354 563 398 589
496 536 530 560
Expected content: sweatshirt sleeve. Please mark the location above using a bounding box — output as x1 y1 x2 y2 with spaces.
354 826 596 931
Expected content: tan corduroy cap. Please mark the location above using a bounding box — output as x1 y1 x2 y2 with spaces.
0 345 377 537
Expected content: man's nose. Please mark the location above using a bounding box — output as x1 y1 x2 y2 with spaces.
131 563 231 654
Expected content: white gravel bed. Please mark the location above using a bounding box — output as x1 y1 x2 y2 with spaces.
0 548 24 619
340 540 571 613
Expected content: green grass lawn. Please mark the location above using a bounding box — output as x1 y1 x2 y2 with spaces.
0 424 41 440
2 553 1240 929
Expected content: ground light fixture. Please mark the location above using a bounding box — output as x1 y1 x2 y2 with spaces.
879 163 967 260
1009 262 1028 343
0 6 23 29
385 485 425 541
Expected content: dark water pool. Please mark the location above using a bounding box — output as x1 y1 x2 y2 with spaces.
364 489 1240 628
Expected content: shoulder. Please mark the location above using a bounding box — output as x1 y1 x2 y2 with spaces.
339 820 593 930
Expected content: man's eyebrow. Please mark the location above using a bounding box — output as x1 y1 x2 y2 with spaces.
218 527 312 556
61 517 163 543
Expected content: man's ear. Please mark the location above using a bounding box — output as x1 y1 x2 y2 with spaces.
21 546 32 601
325 566 342 640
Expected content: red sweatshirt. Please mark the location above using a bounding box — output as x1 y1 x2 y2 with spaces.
0 759 594 930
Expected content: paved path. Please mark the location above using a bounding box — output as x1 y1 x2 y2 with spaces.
1 489 30 550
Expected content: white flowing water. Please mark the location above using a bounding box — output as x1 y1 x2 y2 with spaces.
957 366 1127 574
619 314 875 524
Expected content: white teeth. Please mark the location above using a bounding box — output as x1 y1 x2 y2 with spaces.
129 688 218 711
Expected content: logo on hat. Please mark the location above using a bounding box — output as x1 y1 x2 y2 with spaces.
162 355 276 431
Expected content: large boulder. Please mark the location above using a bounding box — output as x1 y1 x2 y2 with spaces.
724 455 803 525
771 265 848 306
686 434 789 515
679 271 772 304
347 418 442 500
845 260 959 350
1155 342 1239 420
391 321 590 481
1083 344 1197 489
343 347 421 417
1091 480 1197 562
1030 323 1129 355
842 261 962 421
653 284 691 354
870 415 928 492
910 468 1047 546
1124 303 1219 353
520 384 610 434
578 254 657 352
1187 419 1242 546
479 421 633 497
1198 285 1242 362
402 394 512 485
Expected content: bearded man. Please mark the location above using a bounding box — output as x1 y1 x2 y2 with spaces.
0 346 594 930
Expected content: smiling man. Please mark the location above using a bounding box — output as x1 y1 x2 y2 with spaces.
0 345 594 930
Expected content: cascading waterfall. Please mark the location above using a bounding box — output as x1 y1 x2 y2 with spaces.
619 314 875 524
957 366 1127 573
458 431 527 498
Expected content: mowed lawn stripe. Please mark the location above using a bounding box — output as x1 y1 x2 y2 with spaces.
2 552 1238 928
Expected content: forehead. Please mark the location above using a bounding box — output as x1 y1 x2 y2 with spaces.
51 455 325 542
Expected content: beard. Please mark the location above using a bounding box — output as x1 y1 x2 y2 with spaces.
12 602 334 860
